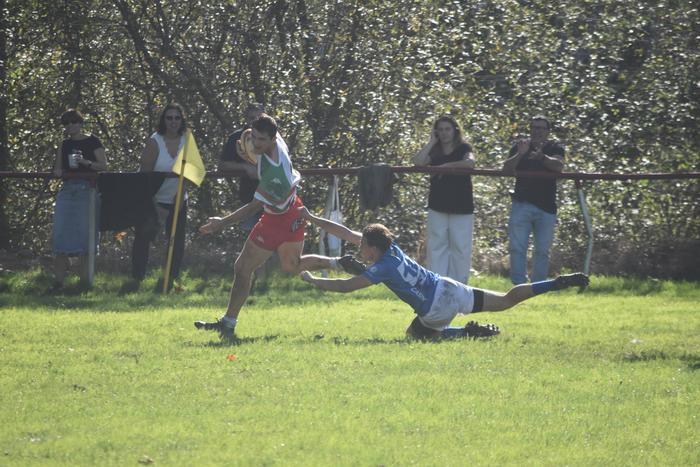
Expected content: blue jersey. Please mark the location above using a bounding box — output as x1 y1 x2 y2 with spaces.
362 243 440 316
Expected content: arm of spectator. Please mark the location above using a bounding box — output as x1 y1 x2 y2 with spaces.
139 138 158 172
528 144 565 173
502 139 529 174
438 150 476 170
53 149 63 177
412 133 438 166
78 147 108 172
219 159 258 179
540 153 564 173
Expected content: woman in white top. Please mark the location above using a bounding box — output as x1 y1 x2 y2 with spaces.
131 103 188 288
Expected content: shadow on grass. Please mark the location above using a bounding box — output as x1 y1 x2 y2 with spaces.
583 276 700 297
185 335 282 347
0 269 389 312
685 359 700 371
622 349 700 371
185 333 486 347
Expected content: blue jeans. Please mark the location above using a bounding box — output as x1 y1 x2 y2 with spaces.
52 180 100 255
508 200 557 284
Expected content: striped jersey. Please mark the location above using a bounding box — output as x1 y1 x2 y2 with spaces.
253 134 301 214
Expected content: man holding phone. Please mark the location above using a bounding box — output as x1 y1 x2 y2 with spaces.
502 115 565 284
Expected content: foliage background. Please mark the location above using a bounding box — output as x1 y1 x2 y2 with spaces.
1 0 699 278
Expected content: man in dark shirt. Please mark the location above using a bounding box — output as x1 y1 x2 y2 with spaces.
219 103 265 230
502 116 565 284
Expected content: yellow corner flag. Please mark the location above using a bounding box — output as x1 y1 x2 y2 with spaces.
172 129 206 186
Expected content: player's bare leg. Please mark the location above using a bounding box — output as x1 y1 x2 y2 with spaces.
479 272 589 312
195 239 272 339
442 273 590 338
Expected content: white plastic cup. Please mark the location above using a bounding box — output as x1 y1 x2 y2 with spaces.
68 151 82 169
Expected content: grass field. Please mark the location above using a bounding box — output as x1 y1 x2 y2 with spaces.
1 271 698 466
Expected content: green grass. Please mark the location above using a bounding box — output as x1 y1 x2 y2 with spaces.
1 271 698 466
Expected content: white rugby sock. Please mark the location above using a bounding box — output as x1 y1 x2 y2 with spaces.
221 316 238 328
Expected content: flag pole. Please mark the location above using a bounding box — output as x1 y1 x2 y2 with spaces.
163 131 188 293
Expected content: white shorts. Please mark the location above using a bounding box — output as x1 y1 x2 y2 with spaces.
419 277 475 331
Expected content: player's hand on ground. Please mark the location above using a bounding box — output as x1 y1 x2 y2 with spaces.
199 217 224 235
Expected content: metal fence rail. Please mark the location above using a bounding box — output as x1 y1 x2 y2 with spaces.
2 168 699 284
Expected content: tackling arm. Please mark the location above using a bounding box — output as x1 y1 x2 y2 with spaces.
298 207 363 246
299 271 373 293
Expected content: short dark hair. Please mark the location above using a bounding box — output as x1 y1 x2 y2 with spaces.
60 109 84 125
362 223 394 253
157 102 187 135
251 113 278 139
531 115 551 130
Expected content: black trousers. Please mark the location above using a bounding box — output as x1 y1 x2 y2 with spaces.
131 202 186 281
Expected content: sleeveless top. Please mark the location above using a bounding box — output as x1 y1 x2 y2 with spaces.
149 132 186 204
253 134 301 214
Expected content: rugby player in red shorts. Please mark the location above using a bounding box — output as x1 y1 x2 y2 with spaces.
195 114 364 339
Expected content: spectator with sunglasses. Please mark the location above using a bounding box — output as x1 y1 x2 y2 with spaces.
130 103 189 290
50 109 108 291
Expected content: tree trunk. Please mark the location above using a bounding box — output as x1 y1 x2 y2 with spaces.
0 0 10 249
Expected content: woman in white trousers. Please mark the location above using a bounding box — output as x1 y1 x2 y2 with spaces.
413 115 476 284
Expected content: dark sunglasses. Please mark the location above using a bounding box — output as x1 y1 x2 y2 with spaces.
165 115 182 121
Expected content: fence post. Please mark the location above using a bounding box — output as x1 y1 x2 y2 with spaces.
575 179 593 275
87 179 96 286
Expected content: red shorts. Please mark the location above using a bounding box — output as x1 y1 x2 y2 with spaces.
249 196 305 251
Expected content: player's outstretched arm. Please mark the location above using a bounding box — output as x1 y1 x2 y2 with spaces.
199 199 264 235
299 271 372 293
298 207 362 246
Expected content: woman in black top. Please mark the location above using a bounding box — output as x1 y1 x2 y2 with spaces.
412 115 475 284
51 109 108 289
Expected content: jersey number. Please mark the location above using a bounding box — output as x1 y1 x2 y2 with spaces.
397 260 420 286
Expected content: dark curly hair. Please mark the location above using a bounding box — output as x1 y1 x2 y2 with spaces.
362 223 394 253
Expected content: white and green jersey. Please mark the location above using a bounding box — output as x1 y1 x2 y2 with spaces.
254 134 301 214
